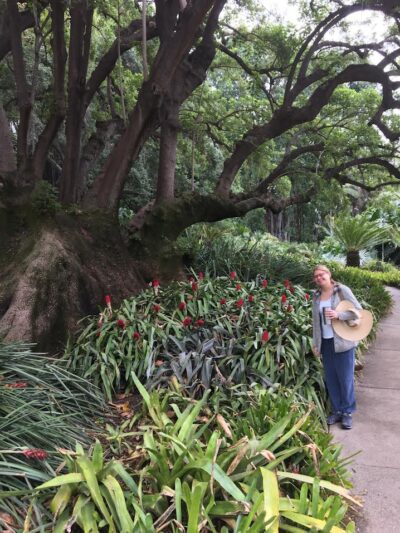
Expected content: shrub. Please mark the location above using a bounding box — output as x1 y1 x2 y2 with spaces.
65 275 326 414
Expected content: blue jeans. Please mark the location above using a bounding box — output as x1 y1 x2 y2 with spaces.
321 338 356 414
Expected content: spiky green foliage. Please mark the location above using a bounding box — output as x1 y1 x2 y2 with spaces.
34 386 357 532
65 274 327 416
326 214 396 267
0 342 107 531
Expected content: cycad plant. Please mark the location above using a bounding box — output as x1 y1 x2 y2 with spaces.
327 214 396 267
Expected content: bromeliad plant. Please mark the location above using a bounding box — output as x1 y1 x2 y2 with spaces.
66 274 324 409
33 441 137 533
35 380 358 532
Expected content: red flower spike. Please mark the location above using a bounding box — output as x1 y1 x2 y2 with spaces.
236 298 244 308
262 279 268 288
7 381 28 388
287 305 294 312
220 298 227 305
235 283 241 291
23 449 48 461
283 279 291 288
198 272 204 280
230 271 236 280
289 286 295 294
105 295 111 306
305 293 310 301
281 294 287 303
133 332 140 340
96 331 101 337
196 319 205 327
191 282 198 291
152 279 160 288
248 294 254 303
262 331 270 343
153 304 161 312
178 301 186 311
182 316 192 327
117 319 126 328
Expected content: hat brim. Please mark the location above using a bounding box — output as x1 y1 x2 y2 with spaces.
332 300 373 342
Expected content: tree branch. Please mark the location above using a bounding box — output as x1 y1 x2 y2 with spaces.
216 63 396 197
254 143 325 194
6 0 32 165
84 17 158 110
334 174 400 192
324 156 400 182
32 0 66 180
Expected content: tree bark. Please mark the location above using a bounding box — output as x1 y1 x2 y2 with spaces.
156 99 180 203
0 210 145 351
0 104 16 174
346 250 361 268
82 0 217 210
60 1 93 204
6 0 32 167
32 0 66 181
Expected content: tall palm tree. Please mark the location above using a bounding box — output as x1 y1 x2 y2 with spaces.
328 214 396 267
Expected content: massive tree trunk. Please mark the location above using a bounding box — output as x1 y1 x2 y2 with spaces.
0 209 145 351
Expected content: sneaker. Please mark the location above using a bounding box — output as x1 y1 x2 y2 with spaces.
341 413 352 430
327 412 342 425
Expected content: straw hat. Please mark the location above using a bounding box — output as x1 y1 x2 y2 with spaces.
332 300 373 342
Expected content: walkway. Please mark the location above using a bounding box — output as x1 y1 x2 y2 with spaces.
331 286 400 533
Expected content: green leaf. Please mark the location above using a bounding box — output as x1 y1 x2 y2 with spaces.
102 475 134 532
281 510 347 532
50 483 74 517
261 468 279 533
276 471 361 506
188 482 207 533
76 455 115 531
36 473 84 490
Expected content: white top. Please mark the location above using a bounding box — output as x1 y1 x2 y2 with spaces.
319 298 334 339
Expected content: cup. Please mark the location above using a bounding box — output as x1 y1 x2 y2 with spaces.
324 307 332 325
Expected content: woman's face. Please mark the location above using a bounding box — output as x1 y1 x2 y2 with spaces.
313 269 331 288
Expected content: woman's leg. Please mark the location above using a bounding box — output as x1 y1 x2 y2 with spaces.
335 348 356 414
321 338 342 413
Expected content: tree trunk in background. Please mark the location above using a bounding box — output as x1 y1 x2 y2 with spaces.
0 104 16 174
155 99 180 203
346 250 361 267
265 209 289 241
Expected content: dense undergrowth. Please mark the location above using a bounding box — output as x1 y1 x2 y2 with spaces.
0 233 396 532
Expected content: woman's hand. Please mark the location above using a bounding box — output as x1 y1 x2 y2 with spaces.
325 308 339 320
312 346 320 357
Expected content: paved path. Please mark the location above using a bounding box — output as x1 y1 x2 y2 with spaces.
331 286 400 533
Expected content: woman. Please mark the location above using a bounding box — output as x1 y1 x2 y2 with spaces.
312 265 362 430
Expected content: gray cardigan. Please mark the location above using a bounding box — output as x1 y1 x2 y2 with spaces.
312 283 362 354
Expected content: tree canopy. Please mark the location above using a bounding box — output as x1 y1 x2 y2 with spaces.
0 1 399 229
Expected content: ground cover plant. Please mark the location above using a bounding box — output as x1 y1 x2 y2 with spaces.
0 342 108 531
